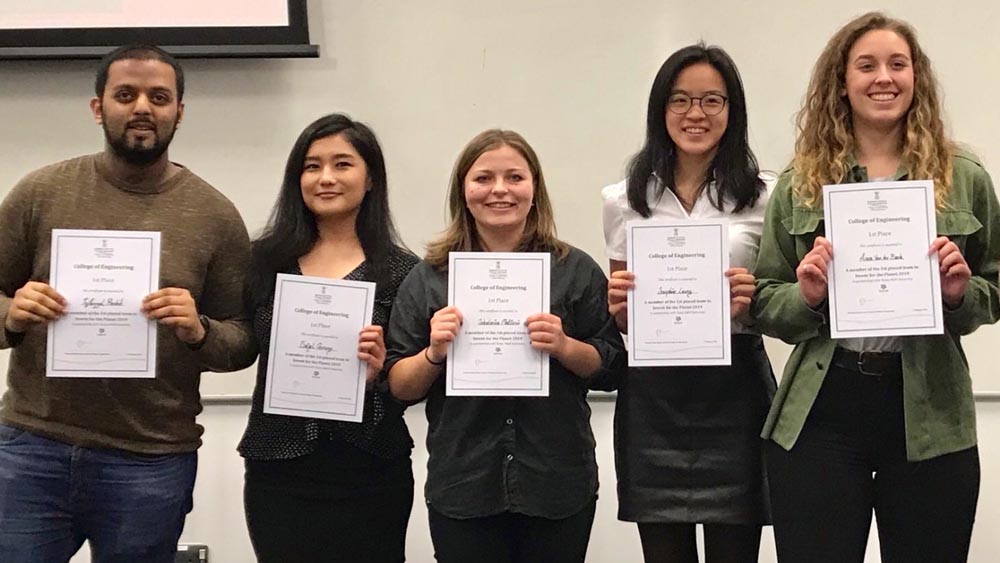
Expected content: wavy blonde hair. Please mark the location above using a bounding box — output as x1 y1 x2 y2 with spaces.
793 12 954 208
425 129 569 268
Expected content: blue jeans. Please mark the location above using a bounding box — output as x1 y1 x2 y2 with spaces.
0 424 197 563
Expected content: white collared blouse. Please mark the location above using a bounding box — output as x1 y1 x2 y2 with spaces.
601 173 775 334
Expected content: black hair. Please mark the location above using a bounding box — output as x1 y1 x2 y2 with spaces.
248 113 404 308
95 44 185 101
626 42 763 215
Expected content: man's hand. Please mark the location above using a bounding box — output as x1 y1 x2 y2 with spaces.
5 281 66 333
142 288 205 345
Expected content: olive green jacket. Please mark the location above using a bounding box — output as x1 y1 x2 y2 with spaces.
752 153 1000 461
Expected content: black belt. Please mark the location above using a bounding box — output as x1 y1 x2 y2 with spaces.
831 348 902 376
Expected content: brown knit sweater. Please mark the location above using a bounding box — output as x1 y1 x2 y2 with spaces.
0 153 255 453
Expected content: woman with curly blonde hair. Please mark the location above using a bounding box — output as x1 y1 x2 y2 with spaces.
791 13 954 209
752 12 1000 563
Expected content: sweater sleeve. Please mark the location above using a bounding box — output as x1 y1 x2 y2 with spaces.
193 207 257 372
0 177 38 349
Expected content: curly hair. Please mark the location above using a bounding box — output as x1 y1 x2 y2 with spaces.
793 12 954 208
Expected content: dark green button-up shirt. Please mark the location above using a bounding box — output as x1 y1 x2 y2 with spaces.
752 152 1000 461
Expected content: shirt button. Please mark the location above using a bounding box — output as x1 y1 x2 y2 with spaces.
506 454 514 461
505 418 513 425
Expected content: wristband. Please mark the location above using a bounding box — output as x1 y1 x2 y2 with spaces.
424 347 446 366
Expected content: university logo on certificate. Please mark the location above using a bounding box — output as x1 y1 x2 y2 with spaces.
446 252 551 397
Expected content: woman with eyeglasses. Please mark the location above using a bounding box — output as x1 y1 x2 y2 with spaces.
601 43 774 563
753 12 999 562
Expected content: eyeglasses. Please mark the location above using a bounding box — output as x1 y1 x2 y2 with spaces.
666 93 728 116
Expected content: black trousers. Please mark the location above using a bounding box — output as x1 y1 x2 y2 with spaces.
427 498 597 563
244 441 414 563
765 361 980 563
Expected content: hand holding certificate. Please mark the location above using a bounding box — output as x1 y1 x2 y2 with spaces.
263 274 376 423
447 252 550 396
823 180 944 338
46 229 161 378
626 219 731 366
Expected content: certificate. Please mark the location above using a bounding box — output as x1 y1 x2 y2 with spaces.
626 219 731 366
46 229 160 378
263 274 375 423
824 180 943 338
447 252 550 396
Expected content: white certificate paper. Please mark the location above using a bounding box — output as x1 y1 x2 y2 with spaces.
824 180 943 338
447 252 550 396
263 274 375 423
626 219 731 366
46 229 160 378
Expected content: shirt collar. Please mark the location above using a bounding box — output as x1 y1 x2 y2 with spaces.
845 154 909 182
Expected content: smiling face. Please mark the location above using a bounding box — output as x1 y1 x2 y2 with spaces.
91 58 184 165
665 62 729 159
299 133 369 221
463 144 534 240
844 28 915 133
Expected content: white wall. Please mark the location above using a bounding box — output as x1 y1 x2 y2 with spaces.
0 0 998 561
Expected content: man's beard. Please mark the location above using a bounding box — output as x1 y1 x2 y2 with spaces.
104 119 178 166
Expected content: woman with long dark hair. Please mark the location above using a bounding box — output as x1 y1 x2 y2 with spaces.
601 44 774 563
238 113 418 563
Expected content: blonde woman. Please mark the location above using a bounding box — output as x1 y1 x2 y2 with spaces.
386 130 624 563
753 12 1000 563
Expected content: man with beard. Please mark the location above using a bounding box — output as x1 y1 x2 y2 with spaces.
0 45 255 562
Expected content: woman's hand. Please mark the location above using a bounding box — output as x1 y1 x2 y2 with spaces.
526 313 568 360
796 237 832 308
426 306 463 365
358 325 385 383
607 270 634 333
930 236 971 308
726 267 755 320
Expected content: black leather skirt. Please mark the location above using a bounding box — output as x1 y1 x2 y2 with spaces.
613 334 776 524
